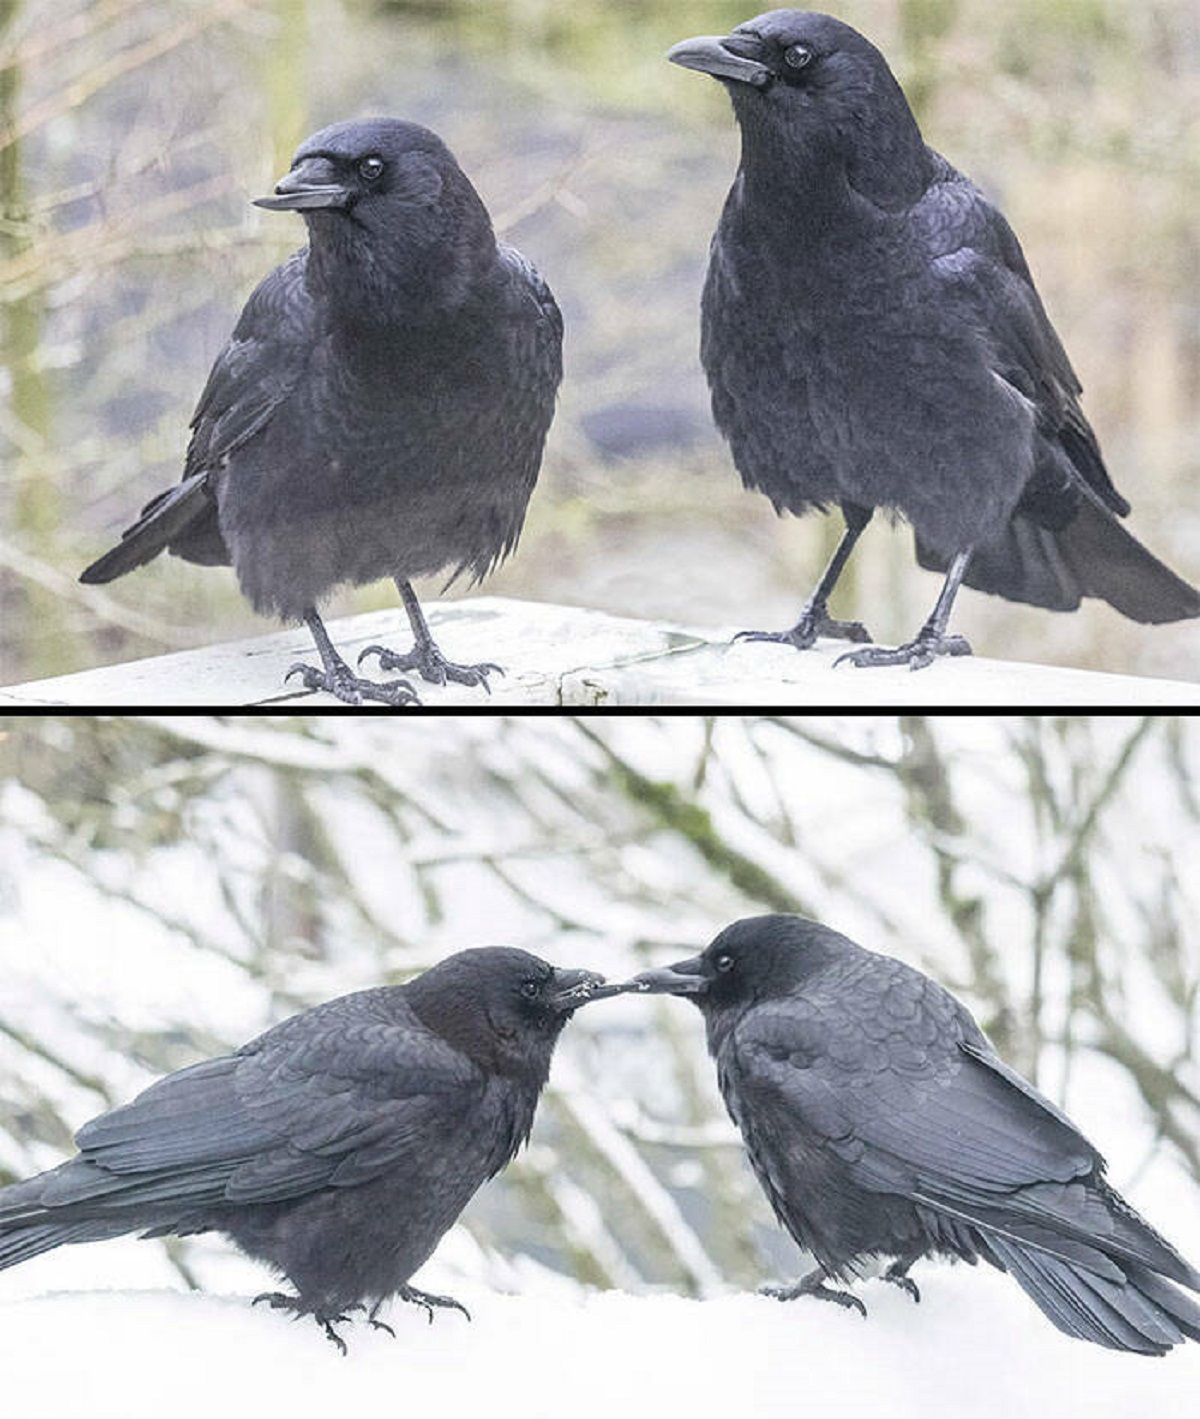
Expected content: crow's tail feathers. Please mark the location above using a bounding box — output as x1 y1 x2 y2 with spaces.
982 1233 1200 1355
1055 497 1200 624
79 473 226 585
916 497 1200 624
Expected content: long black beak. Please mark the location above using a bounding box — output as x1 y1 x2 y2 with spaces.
630 954 711 996
253 155 353 212
667 34 771 88
546 968 619 1013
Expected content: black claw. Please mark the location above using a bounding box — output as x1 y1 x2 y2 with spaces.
398 1285 471 1323
763 1274 868 1317
285 657 420 706
885 1274 921 1304
836 632 971 671
358 642 503 691
253 1291 352 1353
733 611 873 652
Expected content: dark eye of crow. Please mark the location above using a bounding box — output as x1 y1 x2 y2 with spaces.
519 979 540 1000
358 155 385 182
784 44 813 70
714 954 735 973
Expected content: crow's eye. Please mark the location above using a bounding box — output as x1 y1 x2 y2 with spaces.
520 979 540 1000
784 44 813 70
358 155 385 182
714 954 735 973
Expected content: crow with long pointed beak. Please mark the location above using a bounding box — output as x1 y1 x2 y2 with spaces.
81 118 563 704
633 915 1200 1353
670 11 1198 668
0 948 612 1351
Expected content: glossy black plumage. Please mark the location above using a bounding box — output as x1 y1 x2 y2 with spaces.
671 10 1199 668
80 118 563 703
0 948 605 1350
634 915 1200 1354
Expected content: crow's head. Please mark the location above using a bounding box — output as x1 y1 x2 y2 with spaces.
668 10 929 208
630 915 852 1011
255 118 496 322
405 947 613 1083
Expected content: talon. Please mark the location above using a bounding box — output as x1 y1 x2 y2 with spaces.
836 633 971 671
357 642 503 691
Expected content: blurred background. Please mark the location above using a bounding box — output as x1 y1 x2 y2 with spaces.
1 714 1197 1300
0 0 1198 687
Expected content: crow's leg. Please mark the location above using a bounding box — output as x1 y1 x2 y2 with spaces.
358 580 503 690
762 1266 868 1318
398 1284 472 1324
343 1301 397 1338
838 547 973 670
735 504 873 651
252 1291 352 1355
286 608 420 706
881 1254 922 1304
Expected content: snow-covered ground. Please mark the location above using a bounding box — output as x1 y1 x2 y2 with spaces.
3 1263 1198 1419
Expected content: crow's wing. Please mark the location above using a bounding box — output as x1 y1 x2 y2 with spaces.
728 969 1195 1281
79 250 318 583
184 248 317 480
913 153 1127 517
48 991 479 1212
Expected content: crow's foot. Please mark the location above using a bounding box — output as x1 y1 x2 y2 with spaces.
762 1271 868 1318
883 1274 921 1304
398 1285 472 1324
346 1301 397 1338
881 1262 921 1304
253 1291 351 1354
285 659 420 706
359 642 502 692
734 608 872 653
836 631 971 672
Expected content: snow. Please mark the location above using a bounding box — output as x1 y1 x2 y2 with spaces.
2 1267 1198 1419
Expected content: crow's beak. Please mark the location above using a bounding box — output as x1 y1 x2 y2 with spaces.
667 34 772 89
253 156 353 212
629 954 711 996
546 968 618 1013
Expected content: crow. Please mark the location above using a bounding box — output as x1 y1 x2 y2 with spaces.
632 914 1200 1354
80 118 563 704
0 948 611 1352
669 11 1199 669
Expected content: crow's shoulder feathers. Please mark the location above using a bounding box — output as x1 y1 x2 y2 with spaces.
68 988 480 1205
184 249 318 482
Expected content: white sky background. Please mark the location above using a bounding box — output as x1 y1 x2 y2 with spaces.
0 714 1197 1412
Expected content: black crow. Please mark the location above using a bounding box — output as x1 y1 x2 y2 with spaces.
0 948 610 1352
80 118 563 704
633 914 1200 1354
669 11 1199 668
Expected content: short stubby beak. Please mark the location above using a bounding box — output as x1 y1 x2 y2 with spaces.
253 155 353 212
547 968 617 1012
667 34 772 88
629 954 711 996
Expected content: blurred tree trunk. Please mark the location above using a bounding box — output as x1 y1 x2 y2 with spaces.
1 1 74 679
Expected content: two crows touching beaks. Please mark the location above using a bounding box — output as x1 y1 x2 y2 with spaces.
2 915 1199 1357
79 11 1200 704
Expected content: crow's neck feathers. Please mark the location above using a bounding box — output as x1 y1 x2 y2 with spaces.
303 176 500 333
730 68 932 225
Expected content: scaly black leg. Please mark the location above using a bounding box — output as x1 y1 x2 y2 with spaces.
287 608 420 705
358 580 503 690
735 504 873 650
761 1266 868 1318
881 1256 922 1304
398 1284 472 1324
838 547 973 670
252 1290 351 1355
